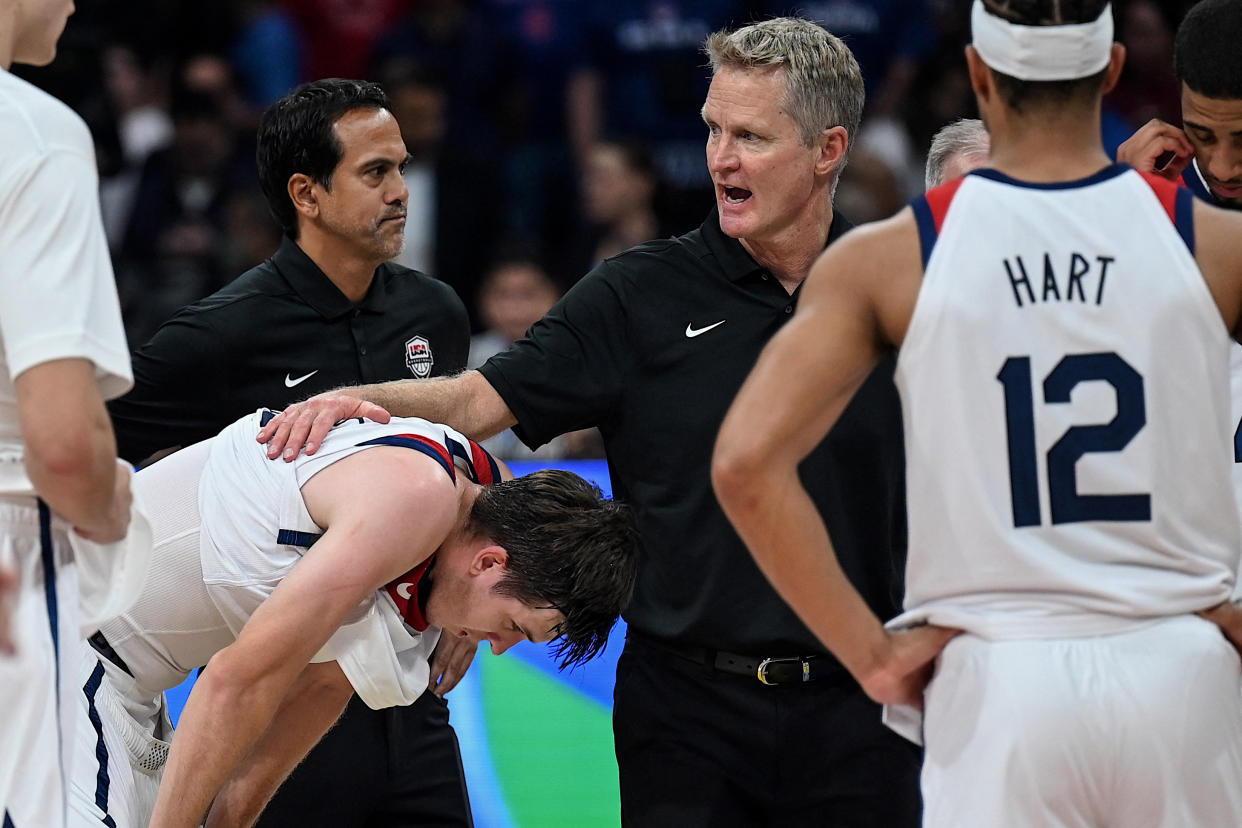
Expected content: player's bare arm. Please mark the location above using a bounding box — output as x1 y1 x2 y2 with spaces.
258 370 516 461
149 449 459 827
1116 118 1196 181
1198 601 1242 657
713 212 957 706
206 660 355 828
15 358 131 543
0 565 16 654
1191 198 1242 339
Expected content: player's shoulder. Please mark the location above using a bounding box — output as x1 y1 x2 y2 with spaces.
1191 196 1242 266
808 208 921 302
828 207 919 263
0 72 92 164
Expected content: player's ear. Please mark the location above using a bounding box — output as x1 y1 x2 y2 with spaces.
964 45 992 103
469 544 510 575
1100 43 1126 96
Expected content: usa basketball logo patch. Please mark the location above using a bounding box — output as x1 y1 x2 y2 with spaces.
404 335 433 378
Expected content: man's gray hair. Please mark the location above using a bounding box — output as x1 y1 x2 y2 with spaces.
925 118 990 190
704 17 864 170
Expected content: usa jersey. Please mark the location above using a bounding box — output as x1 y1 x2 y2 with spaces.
105 411 499 709
891 164 1238 639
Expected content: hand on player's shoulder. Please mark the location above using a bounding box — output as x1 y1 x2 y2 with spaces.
257 393 392 461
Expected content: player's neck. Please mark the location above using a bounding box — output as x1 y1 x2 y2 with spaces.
987 106 1113 183
0 8 14 71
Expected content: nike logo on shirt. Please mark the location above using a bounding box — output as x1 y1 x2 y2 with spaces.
685 320 726 338
284 370 319 388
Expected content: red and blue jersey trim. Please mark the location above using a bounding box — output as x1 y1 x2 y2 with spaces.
383 554 435 631
1137 170 1195 254
443 435 501 485
357 433 456 481
910 177 965 268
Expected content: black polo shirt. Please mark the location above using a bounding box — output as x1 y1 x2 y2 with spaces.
480 209 906 660
110 235 470 463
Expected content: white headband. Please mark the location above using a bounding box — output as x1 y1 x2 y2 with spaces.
971 0 1114 82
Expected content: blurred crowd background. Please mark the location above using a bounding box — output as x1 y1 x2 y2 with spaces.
13 0 1199 407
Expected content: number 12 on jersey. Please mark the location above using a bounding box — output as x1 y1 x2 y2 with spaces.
997 352 1151 527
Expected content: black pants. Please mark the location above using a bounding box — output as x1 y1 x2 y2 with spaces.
614 634 922 828
256 691 473 827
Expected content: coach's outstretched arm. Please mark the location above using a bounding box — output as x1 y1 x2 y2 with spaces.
258 370 514 461
149 450 458 828
712 213 958 707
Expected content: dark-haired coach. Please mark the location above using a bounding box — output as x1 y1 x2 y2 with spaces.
104 79 474 826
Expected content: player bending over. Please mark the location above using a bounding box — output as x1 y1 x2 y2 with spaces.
70 410 638 828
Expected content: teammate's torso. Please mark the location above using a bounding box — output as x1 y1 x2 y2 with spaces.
0 70 131 492
895 165 1238 638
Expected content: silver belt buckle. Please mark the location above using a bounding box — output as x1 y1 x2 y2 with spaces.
756 656 806 685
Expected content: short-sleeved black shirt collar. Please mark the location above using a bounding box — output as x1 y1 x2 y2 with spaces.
270 235 393 320
698 206 856 285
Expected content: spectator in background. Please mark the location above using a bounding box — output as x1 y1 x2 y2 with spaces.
761 0 935 118
179 51 259 135
385 62 503 327
574 2 749 229
284 0 405 81
230 0 303 108
467 257 600 459
105 77 474 826
478 0 590 281
97 41 173 250
114 83 251 348
924 117 990 189
576 139 667 274
369 0 499 156
1105 0 1181 131
102 42 172 171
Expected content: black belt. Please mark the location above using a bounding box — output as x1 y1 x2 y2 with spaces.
629 631 835 686
89 631 133 677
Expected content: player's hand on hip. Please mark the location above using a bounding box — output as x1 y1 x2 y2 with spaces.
429 631 479 697
862 624 961 709
257 393 392 461
0 565 19 655
1116 118 1195 181
73 460 133 544
1198 600 1242 657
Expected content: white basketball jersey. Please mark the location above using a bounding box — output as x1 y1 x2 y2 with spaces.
1231 343 1242 602
892 165 1238 639
105 411 499 708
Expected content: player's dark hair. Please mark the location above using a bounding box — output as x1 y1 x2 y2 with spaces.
981 0 1113 114
1175 0 1242 100
468 469 640 669
256 78 389 239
